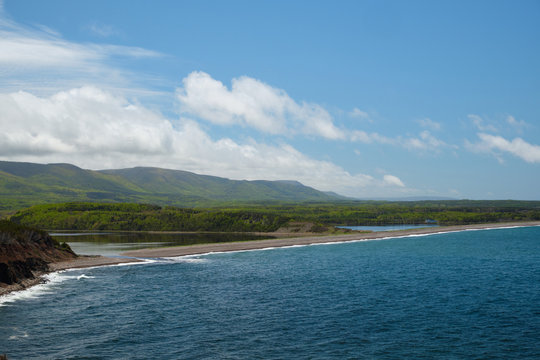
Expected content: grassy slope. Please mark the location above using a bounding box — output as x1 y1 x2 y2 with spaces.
100 167 337 202
0 161 340 212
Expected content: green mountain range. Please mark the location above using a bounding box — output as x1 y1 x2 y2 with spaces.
0 161 344 212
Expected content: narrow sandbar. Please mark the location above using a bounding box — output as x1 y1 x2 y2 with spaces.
49 255 143 271
121 221 540 258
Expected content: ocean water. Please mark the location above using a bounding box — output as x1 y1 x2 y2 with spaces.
1 226 539 359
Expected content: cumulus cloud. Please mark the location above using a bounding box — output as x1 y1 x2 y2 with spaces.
383 174 405 187
0 87 409 198
176 72 449 154
0 87 174 157
468 133 540 164
176 71 345 140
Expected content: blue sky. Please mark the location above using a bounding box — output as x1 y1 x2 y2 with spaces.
1 0 539 199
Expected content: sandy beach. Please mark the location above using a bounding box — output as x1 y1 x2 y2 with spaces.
121 221 540 258
49 255 143 271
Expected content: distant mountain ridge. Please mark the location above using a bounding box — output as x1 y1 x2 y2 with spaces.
0 161 343 211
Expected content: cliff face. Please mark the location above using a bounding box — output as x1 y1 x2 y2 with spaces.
0 221 77 287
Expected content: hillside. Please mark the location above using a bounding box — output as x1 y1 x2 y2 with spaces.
100 167 341 202
0 161 343 212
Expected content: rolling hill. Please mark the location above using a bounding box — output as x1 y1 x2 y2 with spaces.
0 161 344 212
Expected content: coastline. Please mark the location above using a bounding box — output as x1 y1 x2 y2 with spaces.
48 255 143 272
121 221 540 258
2 221 539 298
0 256 141 297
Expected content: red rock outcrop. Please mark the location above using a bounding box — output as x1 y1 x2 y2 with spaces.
0 220 77 288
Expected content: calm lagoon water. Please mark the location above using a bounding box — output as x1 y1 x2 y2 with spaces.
51 232 274 256
1 226 539 359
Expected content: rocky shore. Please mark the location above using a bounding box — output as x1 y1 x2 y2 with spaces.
0 221 78 296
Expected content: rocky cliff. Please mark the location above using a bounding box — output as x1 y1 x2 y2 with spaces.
0 220 77 292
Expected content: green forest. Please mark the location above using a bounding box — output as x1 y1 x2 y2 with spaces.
8 200 540 232
9 203 291 232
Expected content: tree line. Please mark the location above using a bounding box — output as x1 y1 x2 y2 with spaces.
8 200 540 232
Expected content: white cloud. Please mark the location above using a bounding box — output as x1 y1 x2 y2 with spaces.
350 130 373 143
468 133 540 164
403 130 446 151
349 116 448 152
0 87 173 157
350 130 394 144
383 174 405 187
350 129 447 153
0 10 164 99
0 33 100 67
506 115 528 131
0 23 160 68
349 107 373 122
468 114 498 132
176 71 345 140
0 87 411 198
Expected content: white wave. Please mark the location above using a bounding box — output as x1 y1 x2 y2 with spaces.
76 274 95 280
57 258 156 272
0 272 72 307
0 258 161 307
111 258 157 267
163 255 209 263
174 258 208 263
8 328 29 341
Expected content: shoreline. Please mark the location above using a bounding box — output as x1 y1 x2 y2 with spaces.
0 256 141 297
2 221 539 298
48 255 143 272
121 221 540 258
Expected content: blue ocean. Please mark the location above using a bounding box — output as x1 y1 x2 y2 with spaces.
1 226 539 359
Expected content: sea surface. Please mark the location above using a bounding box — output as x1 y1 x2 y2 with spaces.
1 226 539 359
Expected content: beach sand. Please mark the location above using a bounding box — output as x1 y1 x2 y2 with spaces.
49 255 142 271
121 221 540 258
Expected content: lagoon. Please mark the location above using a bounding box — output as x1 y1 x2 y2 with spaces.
51 231 274 256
